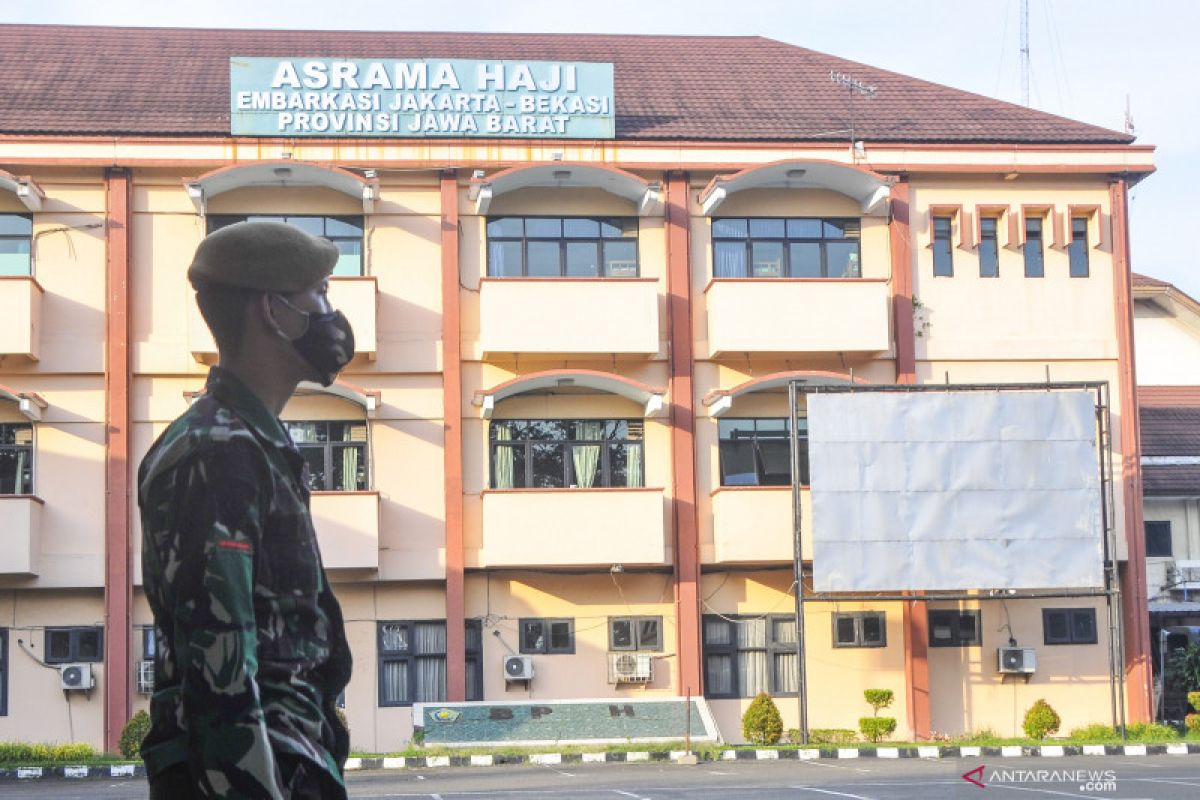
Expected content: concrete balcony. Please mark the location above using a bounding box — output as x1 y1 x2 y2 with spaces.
704 279 891 356
0 495 42 575
479 278 659 356
310 491 380 570
189 276 378 363
481 488 667 568
710 487 811 564
0 277 43 361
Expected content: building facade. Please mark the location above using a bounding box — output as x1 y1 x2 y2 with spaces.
0 25 1155 751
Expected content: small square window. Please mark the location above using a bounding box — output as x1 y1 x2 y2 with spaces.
609 616 661 652
928 610 981 647
44 627 104 664
519 618 574 654
1043 608 1097 645
1146 521 1172 558
832 612 887 648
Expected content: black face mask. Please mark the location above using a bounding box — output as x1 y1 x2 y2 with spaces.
272 296 356 387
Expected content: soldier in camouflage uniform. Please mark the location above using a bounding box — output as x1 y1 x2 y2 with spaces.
138 221 356 799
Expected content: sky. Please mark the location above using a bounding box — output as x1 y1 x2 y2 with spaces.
6 0 1198 298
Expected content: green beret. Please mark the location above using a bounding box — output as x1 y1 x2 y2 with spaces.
188 220 339 292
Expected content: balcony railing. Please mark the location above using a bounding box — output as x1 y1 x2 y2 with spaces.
189 276 378 363
0 495 42 575
310 491 380 570
705 278 890 356
478 278 659 356
710 486 811 564
481 488 667 567
0 277 43 361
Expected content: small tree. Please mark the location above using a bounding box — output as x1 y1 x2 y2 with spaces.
118 710 151 759
1167 644 1200 693
859 689 897 743
742 692 784 745
1022 699 1061 740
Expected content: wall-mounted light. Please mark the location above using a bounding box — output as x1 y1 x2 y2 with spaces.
785 169 807 179
273 166 293 178
552 170 572 180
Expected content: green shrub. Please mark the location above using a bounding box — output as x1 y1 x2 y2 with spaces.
808 728 857 745
741 693 784 745
954 727 1000 745
1167 644 1200 693
1189 692 1200 713
863 689 894 714
858 717 897 743
1125 721 1180 741
1022 699 1062 740
118 710 151 759
1185 715 1200 734
0 741 97 764
1068 722 1116 742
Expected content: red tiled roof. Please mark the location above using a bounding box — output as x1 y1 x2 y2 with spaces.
1133 273 1171 288
0 25 1135 144
1143 465 1200 497
1140 407 1200 457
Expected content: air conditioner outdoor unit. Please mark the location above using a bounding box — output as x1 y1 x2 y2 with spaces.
59 663 95 691
998 647 1037 674
503 655 534 682
136 660 155 694
607 653 653 684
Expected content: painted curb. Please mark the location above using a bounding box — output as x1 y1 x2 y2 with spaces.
3 743 1199 781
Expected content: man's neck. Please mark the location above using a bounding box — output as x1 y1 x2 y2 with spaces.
217 358 298 417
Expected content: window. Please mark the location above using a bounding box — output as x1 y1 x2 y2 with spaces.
208 215 364 276
519 618 575 654
1068 217 1090 278
1043 608 1098 645
609 616 662 652
928 610 981 647
832 612 887 648
44 627 103 664
978 217 1000 278
718 418 808 487
377 619 482 706
1023 217 1044 278
490 419 644 489
141 626 158 660
1146 521 1173 558
703 615 798 698
0 423 33 495
0 214 32 277
487 217 639 277
283 421 368 491
712 218 861 278
932 216 954 277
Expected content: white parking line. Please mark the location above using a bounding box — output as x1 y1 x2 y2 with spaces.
789 787 877 800
796 759 872 773
1132 776 1200 787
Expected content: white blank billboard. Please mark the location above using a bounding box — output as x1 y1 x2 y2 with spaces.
808 390 1103 592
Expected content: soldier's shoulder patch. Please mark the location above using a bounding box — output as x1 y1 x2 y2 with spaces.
215 539 253 554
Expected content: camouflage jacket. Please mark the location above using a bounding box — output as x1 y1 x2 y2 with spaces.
138 367 352 799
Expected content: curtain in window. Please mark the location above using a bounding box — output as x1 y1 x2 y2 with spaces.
736 618 768 697
706 654 733 695
493 426 514 489
773 652 799 693
625 442 643 488
414 657 446 702
572 421 603 488
380 623 408 652
714 242 746 278
381 660 408 704
340 447 360 491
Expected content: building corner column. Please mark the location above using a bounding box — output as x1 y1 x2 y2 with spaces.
665 171 702 696
103 167 133 752
889 177 930 738
1111 178 1152 722
441 170 467 701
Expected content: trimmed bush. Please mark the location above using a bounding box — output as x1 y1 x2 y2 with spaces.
808 728 857 745
859 717 897 743
1126 721 1181 741
1189 692 1200 713
741 693 784 745
0 741 97 764
1022 699 1062 740
863 689 894 714
118 710 151 759
1068 722 1116 742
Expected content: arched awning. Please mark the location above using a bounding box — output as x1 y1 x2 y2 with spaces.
0 169 44 211
0 384 47 421
699 160 893 217
474 369 666 419
294 380 381 418
702 370 865 417
184 380 380 417
183 161 379 215
469 163 662 217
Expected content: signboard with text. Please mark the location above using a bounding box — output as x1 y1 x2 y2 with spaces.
230 57 615 138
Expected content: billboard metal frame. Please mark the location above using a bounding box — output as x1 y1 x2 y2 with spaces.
786 380 1123 743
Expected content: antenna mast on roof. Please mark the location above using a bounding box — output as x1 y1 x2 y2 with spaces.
1020 0 1031 106
829 70 878 161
